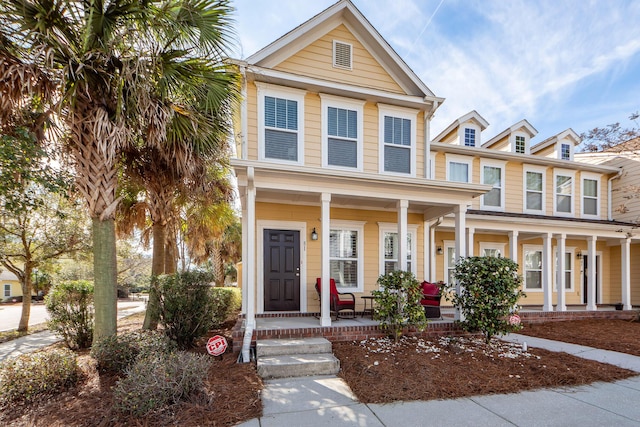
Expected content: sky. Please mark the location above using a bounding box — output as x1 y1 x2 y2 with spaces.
230 0 640 148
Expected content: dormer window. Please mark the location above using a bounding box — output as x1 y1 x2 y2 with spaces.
333 40 352 70
515 135 526 154
560 143 571 160
464 128 476 147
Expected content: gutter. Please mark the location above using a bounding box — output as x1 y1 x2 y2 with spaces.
608 168 623 221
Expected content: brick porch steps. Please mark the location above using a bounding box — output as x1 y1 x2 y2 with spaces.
256 337 340 379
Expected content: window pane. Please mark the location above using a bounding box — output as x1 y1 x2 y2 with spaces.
384 233 397 260
330 260 357 288
328 107 337 136
328 138 357 168
584 198 597 215
484 188 501 206
449 162 468 182
384 145 410 173
265 96 276 127
516 136 526 153
384 116 411 146
287 100 297 130
556 175 572 194
347 110 357 139
526 271 542 289
483 166 501 186
526 172 542 191
384 116 393 143
265 129 297 161
526 192 542 210
584 179 597 197
525 250 542 269
276 98 287 129
557 195 571 212
464 128 475 147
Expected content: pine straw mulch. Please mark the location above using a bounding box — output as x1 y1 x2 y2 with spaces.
333 331 637 404
519 318 640 357
0 313 263 427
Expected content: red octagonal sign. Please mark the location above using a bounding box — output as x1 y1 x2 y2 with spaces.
206 335 228 356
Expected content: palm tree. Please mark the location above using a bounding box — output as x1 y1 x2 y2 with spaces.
0 0 238 341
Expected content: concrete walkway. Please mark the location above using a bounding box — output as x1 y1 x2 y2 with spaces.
239 334 640 427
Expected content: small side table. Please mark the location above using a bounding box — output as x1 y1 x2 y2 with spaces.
361 295 375 318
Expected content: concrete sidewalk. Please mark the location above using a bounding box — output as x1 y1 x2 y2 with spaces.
239 335 640 427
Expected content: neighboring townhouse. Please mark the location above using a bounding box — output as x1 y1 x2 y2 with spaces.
231 0 636 332
1 270 22 301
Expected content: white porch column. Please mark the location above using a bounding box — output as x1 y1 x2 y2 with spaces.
508 230 519 262
245 167 256 329
555 233 566 312
454 204 467 321
429 222 437 282
423 219 430 281
398 200 409 271
622 237 632 310
586 236 597 311
542 233 553 312
320 193 332 326
467 227 475 257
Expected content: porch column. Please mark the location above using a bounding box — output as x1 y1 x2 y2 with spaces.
429 221 437 282
555 233 566 312
423 218 430 282
245 167 256 329
397 200 408 271
542 233 553 312
467 227 475 257
320 193 332 327
586 236 597 311
454 204 467 321
622 237 632 310
508 230 519 263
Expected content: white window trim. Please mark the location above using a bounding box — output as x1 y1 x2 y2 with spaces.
479 242 506 257
320 94 365 172
459 123 481 147
581 173 601 219
445 153 473 183
553 247 575 292
558 142 573 161
256 82 306 166
443 240 456 284
523 244 543 292
256 220 308 314
553 169 576 217
330 220 366 292
378 103 418 177
511 131 530 154
333 40 353 70
523 165 547 214
378 223 419 276
480 159 506 211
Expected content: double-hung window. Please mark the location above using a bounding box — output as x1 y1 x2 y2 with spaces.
554 170 575 216
321 95 364 170
379 224 418 276
523 166 545 213
3 284 10 297
446 154 472 183
379 105 416 176
329 221 365 292
555 250 574 291
464 128 476 147
582 175 600 218
480 160 505 210
257 83 305 164
523 246 543 290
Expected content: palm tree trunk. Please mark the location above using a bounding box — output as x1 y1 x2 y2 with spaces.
18 265 32 332
164 231 177 274
143 222 166 329
212 245 224 286
93 218 118 343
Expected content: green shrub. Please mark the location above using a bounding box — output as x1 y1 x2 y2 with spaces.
158 271 216 349
45 280 94 349
444 256 526 342
112 351 211 416
210 287 242 328
0 348 79 405
91 331 176 374
373 270 427 341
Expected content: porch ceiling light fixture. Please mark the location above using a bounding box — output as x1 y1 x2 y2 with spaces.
436 246 443 255
311 228 318 241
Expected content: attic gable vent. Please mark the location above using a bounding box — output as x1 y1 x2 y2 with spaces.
333 40 352 70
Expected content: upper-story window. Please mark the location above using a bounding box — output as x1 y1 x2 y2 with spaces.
446 154 472 183
379 105 417 176
480 159 506 211
582 175 600 218
560 143 571 160
464 128 476 147
554 170 575 216
257 83 305 165
523 165 546 214
321 95 364 171
515 136 526 154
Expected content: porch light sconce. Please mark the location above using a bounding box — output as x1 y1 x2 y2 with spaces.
311 228 318 241
436 246 443 255
576 251 582 259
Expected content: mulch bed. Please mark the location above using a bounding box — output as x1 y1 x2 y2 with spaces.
519 318 640 357
333 335 636 404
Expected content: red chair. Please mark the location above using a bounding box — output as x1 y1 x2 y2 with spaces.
420 281 442 319
315 278 356 320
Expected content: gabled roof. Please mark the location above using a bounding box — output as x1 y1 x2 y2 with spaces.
432 110 489 143
245 0 438 100
482 119 538 148
531 128 580 154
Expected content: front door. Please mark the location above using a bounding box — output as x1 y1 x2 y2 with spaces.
582 255 600 304
264 229 301 311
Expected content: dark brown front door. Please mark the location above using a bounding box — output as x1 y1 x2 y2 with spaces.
583 255 600 304
264 229 300 311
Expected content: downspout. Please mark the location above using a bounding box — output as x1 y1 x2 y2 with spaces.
240 166 256 363
240 65 248 160
608 169 623 221
424 100 439 179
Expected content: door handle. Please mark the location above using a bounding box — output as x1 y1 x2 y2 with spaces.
295 273 300 277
